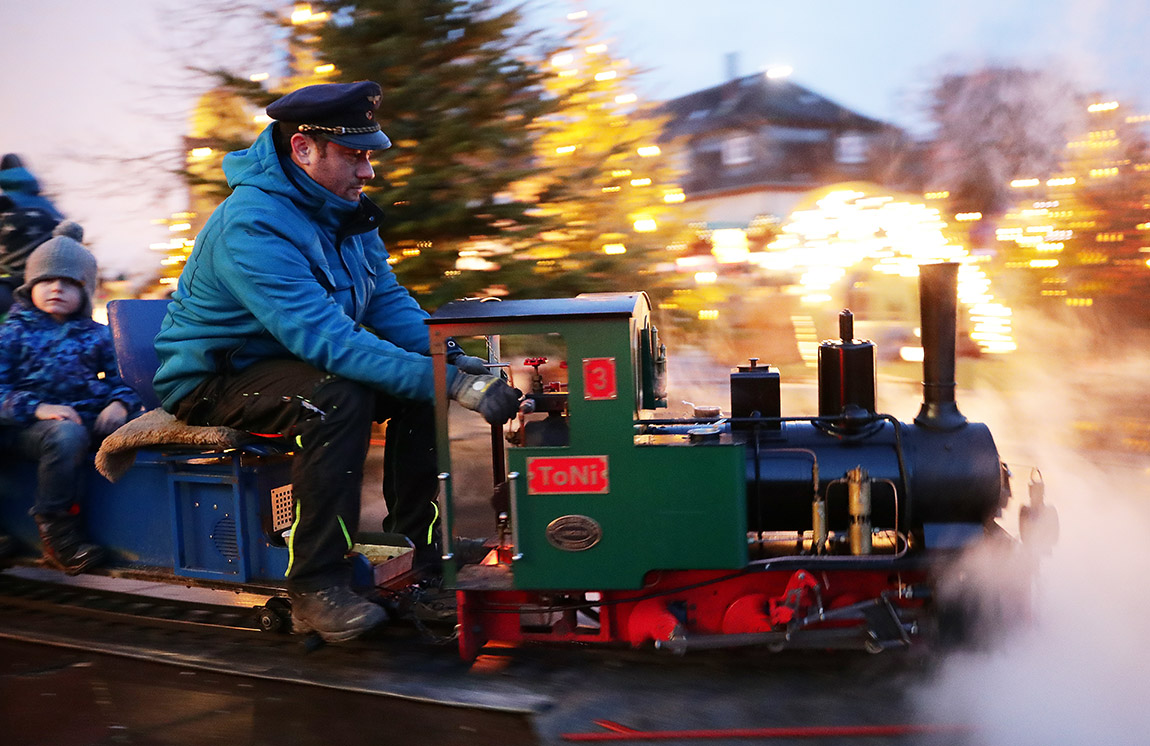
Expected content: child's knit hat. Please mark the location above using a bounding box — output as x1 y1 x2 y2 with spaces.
16 221 98 316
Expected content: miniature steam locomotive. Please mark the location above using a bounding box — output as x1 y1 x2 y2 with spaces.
429 262 1017 659
0 262 1041 660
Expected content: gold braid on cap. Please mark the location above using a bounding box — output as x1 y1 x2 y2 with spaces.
299 123 379 135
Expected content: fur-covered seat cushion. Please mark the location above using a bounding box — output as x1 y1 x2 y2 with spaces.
95 408 250 482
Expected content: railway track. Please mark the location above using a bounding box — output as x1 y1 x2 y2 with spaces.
0 567 966 745
0 568 548 713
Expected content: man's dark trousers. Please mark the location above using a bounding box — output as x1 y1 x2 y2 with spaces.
174 359 439 592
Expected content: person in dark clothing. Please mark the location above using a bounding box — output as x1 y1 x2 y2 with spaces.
0 154 66 317
153 81 520 643
0 223 142 571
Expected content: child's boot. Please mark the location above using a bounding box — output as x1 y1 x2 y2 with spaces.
35 513 106 575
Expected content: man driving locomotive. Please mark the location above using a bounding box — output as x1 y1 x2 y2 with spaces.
153 81 520 643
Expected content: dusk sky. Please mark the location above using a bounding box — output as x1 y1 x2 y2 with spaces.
2 0 1147 279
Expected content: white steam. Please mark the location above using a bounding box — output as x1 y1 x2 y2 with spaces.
920 453 1150 743
917 311 1150 743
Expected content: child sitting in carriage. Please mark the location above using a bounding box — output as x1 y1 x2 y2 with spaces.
0 222 141 573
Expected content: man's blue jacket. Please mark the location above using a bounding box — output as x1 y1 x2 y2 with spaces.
154 126 444 412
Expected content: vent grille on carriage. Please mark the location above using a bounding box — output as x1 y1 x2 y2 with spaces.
212 516 239 559
270 484 294 532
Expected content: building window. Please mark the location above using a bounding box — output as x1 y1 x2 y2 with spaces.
836 132 868 164
722 135 753 166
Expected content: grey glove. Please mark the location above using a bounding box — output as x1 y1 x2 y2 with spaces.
445 337 488 374
450 373 522 425
452 354 490 375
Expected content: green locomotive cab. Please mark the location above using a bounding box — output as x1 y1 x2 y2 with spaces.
427 293 747 591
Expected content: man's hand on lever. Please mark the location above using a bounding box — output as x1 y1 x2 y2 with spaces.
450 373 522 425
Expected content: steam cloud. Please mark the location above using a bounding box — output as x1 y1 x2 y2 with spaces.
915 309 1150 743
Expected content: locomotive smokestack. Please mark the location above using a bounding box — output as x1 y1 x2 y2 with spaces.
914 262 967 430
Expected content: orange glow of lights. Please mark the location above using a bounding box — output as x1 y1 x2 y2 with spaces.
712 229 749 264
766 187 1014 354
900 346 925 363
291 6 328 24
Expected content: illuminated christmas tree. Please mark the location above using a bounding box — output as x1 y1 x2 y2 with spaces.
503 7 687 298
147 78 271 294
994 98 1150 322
294 0 554 306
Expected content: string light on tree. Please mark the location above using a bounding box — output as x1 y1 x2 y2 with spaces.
518 4 687 298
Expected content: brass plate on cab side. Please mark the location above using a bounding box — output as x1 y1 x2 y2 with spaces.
545 515 602 551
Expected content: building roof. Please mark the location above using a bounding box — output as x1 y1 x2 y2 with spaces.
657 73 884 140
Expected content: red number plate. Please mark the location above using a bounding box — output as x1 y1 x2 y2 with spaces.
582 357 617 400
526 456 610 495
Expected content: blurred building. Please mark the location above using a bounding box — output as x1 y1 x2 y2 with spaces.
655 70 898 227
